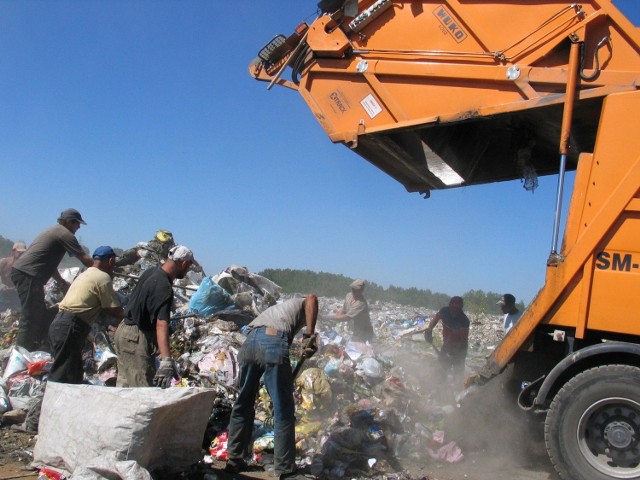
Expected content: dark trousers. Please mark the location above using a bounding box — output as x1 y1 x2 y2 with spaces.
226 327 296 475
48 310 91 384
439 347 467 386
353 318 374 342
11 269 48 351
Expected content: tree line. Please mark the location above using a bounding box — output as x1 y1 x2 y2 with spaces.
1 236 523 315
258 268 524 316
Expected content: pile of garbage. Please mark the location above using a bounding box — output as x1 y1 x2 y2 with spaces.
0 238 508 479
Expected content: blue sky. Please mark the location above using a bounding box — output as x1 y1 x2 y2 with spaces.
1 1 638 305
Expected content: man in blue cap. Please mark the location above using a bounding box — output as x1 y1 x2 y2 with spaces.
11 208 94 351
48 246 124 384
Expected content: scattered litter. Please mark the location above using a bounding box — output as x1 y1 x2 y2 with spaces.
0 234 510 479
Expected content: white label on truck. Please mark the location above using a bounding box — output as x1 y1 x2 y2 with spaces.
361 94 382 118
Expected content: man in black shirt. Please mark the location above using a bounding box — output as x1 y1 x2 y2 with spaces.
114 245 194 387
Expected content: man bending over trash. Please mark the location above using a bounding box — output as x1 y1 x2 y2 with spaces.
225 294 318 480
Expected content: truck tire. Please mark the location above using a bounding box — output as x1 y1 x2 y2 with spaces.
545 365 640 480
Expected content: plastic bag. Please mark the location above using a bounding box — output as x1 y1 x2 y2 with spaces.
356 357 384 379
197 348 238 388
2 345 33 380
188 277 234 317
28 360 52 377
0 385 10 414
33 383 216 476
294 368 333 411
38 467 67 479
209 430 229 461
253 433 275 453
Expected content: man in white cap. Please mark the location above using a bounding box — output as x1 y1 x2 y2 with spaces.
497 293 522 334
114 244 194 388
332 278 374 342
11 209 93 351
0 242 28 310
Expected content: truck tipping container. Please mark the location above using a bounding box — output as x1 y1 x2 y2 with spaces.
250 2 640 479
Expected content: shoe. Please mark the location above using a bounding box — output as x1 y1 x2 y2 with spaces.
224 459 247 474
263 464 279 477
10 423 36 435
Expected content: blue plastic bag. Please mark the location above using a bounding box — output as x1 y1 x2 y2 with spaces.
188 277 234 317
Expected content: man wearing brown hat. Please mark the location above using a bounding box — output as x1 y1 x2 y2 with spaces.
0 242 27 310
114 244 195 388
11 209 93 351
333 278 374 342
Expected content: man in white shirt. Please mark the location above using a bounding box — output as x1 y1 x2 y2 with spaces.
497 293 522 333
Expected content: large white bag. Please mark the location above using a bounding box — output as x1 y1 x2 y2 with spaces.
33 383 216 476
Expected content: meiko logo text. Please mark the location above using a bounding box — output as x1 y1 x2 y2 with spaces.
330 91 348 113
433 5 468 43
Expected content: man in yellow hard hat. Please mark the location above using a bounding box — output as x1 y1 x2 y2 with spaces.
115 230 175 267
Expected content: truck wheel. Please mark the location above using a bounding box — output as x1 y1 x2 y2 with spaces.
545 365 640 480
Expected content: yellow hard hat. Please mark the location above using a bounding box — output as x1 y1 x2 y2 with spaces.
155 230 174 244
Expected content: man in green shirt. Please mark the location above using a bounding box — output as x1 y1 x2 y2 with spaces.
11 209 93 351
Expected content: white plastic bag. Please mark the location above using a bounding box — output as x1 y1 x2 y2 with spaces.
33 383 216 477
2 345 32 380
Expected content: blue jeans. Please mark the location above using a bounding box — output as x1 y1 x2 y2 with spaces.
226 327 296 475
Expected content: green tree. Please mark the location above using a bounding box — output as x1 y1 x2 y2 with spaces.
0 235 14 258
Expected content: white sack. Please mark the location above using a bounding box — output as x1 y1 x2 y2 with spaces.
70 452 152 480
33 383 216 476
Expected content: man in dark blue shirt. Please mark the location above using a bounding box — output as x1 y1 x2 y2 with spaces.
423 296 470 386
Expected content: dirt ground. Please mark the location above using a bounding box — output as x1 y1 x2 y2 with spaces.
0 428 38 479
0 430 556 480
0 379 559 480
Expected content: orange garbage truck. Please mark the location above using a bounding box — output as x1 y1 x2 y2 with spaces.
250 1 640 479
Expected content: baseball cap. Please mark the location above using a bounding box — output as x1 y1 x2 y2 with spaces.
12 242 27 252
60 208 87 225
350 279 365 289
92 246 116 260
497 293 516 306
168 245 194 262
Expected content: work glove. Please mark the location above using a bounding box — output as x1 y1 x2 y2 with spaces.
153 357 177 389
423 329 433 344
301 334 318 359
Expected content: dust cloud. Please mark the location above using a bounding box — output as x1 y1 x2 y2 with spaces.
387 343 550 476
